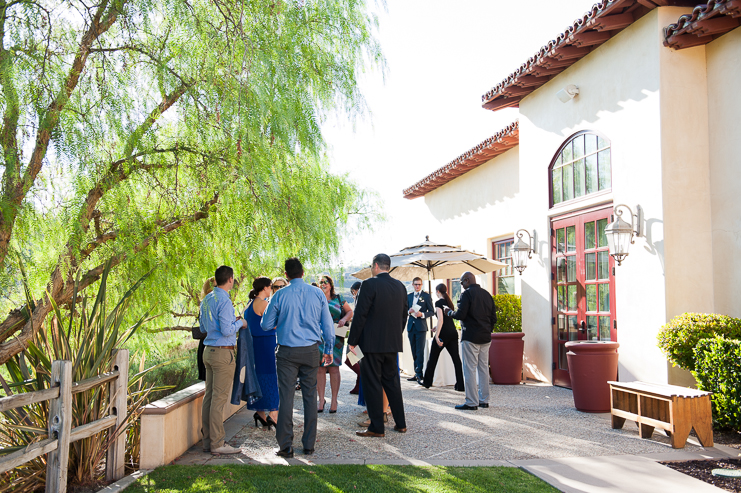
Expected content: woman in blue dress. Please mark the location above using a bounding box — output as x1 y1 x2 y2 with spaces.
245 276 279 429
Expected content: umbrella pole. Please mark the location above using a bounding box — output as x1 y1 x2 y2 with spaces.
427 272 434 336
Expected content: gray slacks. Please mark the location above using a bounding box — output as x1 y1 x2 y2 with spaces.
461 340 491 407
275 343 320 451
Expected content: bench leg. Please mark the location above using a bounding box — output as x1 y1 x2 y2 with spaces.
611 414 626 429
671 399 692 448
692 396 714 447
639 423 655 439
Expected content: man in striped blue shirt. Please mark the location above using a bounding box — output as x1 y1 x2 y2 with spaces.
261 257 334 457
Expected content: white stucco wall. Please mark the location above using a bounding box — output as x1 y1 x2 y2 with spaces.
706 26 741 319
424 146 521 295
417 7 732 386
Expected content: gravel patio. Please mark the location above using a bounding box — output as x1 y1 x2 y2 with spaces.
172 366 714 467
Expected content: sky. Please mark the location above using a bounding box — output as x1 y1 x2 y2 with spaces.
322 0 597 268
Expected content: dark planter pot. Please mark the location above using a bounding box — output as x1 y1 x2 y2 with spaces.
489 332 525 385
565 340 620 413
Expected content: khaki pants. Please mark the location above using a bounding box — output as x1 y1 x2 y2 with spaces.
202 347 235 450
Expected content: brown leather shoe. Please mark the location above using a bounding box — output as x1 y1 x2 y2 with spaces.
393 425 407 433
356 429 385 438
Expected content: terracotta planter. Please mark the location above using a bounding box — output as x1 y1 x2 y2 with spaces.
488 332 524 385
565 340 619 413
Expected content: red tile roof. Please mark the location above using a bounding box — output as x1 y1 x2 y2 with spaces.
480 0 699 112
403 121 519 200
664 0 741 49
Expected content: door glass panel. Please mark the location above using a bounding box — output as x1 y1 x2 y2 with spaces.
552 168 562 205
573 135 584 159
563 164 574 201
597 218 608 247
574 158 585 198
598 251 609 279
568 315 578 341
598 136 609 149
567 285 577 311
557 228 565 253
559 343 569 370
557 257 567 282
558 286 565 311
599 283 610 312
587 315 598 341
598 149 611 190
586 284 597 311
586 154 598 195
585 253 596 281
567 257 576 282
558 314 566 340
600 316 611 341
566 226 576 252
585 222 595 250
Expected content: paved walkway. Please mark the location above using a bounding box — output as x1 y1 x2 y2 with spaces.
173 366 740 492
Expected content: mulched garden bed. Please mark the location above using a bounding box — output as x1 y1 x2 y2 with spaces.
660 429 741 492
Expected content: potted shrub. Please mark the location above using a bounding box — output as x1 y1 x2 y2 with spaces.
489 294 524 385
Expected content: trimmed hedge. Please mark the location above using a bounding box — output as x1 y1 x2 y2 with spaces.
657 313 741 372
693 337 741 430
492 294 522 333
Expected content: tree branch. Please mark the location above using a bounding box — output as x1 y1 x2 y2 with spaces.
0 192 220 362
0 0 125 269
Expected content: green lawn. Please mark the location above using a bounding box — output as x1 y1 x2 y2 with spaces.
128 464 557 492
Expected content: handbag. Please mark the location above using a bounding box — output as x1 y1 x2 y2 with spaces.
191 325 206 340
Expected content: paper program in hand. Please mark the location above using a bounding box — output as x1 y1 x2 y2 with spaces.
347 345 364 365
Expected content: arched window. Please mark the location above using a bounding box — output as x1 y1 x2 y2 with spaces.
550 131 611 207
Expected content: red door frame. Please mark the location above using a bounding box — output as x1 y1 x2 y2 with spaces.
551 205 617 388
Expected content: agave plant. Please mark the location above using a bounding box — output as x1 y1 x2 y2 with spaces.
0 261 172 491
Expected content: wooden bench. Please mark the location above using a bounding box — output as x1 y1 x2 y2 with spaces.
608 381 713 449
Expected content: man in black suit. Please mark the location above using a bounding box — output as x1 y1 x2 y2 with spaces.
348 253 409 437
406 276 434 383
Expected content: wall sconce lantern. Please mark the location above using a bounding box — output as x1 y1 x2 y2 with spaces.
512 229 535 275
604 204 644 266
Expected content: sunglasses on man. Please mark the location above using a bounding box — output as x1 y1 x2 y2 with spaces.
272 284 286 290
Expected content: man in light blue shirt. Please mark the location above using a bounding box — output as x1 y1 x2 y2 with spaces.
199 265 246 455
261 257 333 457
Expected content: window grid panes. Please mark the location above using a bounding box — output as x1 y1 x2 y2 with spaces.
584 219 612 341
551 133 611 206
493 239 514 295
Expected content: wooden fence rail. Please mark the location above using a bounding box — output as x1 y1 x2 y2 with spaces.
0 349 129 492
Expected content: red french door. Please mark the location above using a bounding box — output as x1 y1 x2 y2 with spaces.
552 206 617 388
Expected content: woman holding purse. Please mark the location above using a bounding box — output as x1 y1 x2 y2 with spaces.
317 275 353 413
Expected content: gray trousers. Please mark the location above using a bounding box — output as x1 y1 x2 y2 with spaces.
275 343 320 451
461 340 491 407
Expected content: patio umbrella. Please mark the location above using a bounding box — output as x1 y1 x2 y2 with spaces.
351 236 508 338
351 236 508 282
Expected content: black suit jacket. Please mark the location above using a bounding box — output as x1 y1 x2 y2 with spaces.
347 272 409 353
449 283 497 344
406 291 434 333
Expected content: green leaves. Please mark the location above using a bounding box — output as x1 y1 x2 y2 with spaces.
0 0 383 350
657 313 741 372
493 294 522 333
693 337 741 430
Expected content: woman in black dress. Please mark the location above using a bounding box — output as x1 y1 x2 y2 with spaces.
422 283 464 391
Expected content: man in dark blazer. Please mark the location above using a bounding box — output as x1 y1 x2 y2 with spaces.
348 253 409 437
406 276 434 383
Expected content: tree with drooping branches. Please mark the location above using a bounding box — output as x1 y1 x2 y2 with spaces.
0 0 384 363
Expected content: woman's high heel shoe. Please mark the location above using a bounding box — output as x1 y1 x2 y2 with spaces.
253 412 269 429
266 415 277 430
